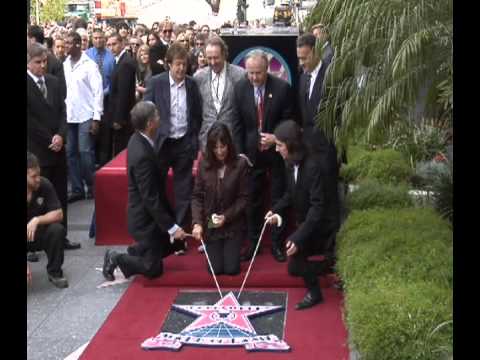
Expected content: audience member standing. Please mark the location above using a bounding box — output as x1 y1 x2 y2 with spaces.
135 44 163 102
106 33 137 156
28 25 66 99
102 101 187 281
144 43 203 233
232 50 293 263
63 31 103 203
267 120 340 310
27 152 69 288
159 20 174 47
86 28 116 166
53 37 66 62
147 32 167 66
27 43 81 251
192 46 208 76
194 36 245 153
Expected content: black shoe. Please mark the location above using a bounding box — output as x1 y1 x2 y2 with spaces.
64 239 81 250
102 249 118 281
295 290 323 310
48 274 69 288
67 193 85 203
240 246 260 262
272 247 286 262
27 252 39 262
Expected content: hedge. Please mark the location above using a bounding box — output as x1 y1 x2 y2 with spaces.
346 180 413 211
341 148 412 185
337 207 452 359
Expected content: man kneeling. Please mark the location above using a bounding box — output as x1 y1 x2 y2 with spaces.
27 152 68 288
102 101 187 281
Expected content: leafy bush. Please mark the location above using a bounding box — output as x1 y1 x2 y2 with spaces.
431 159 453 225
385 118 450 166
337 208 452 359
341 148 412 185
347 180 413 211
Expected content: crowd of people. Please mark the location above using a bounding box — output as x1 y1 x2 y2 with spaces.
27 16 342 310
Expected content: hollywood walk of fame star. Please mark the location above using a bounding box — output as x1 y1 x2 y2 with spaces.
173 291 283 336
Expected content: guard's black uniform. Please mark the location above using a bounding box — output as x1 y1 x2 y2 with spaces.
27 177 65 277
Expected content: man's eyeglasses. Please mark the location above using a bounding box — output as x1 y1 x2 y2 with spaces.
130 43 140 47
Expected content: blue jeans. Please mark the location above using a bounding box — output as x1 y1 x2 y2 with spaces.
67 121 95 196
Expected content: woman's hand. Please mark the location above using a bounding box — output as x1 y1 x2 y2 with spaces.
285 240 298 257
192 224 203 241
212 214 225 228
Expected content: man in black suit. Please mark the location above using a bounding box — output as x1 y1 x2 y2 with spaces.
232 50 293 263
311 23 334 66
268 120 339 310
106 33 137 156
27 42 81 251
102 101 187 281
297 33 345 252
28 25 66 99
144 43 203 234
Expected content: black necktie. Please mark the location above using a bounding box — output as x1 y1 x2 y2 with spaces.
305 74 312 103
37 78 47 99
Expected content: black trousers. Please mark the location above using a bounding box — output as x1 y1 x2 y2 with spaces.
288 250 324 296
204 232 243 275
112 125 133 157
117 246 164 279
117 236 183 279
27 223 65 277
158 136 195 228
41 163 68 232
95 96 112 167
247 151 286 249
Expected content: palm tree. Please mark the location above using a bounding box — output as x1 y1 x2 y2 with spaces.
305 0 453 150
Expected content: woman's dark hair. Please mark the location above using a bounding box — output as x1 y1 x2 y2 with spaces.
147 32 160 45
204 122 237 169
274 120 306 164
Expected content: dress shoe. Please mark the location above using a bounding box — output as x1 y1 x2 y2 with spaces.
272 247 286 262
27 252 39 262
295 290 323 310
102 249 119 281
67 193 85 204
64 239 81 250
48 274 69 288
240 246 257 262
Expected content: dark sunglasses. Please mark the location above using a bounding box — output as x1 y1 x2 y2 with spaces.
130 43 140 47
163 29 173 33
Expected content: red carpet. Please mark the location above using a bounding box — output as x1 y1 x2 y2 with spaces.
80 280 349 359
139 247 337 289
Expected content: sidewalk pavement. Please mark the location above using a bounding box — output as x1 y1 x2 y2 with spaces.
27 199 129 360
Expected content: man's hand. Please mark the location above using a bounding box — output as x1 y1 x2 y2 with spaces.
48 135 64 152
285 240 298 257
260 132 276 151
27 264 32 285
112 122 123 131
192 224 203 241
265 211 278 225
90 120 100 135
27 217 39 242
173 227 186 240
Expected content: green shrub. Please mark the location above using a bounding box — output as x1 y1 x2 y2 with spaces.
346 180 413 211
337 208 452 359
341 148 412 185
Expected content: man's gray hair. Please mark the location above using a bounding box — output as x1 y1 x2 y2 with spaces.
130 101 158 131
27 42 48 63
245 49 269 70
